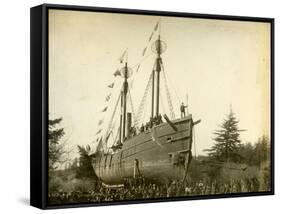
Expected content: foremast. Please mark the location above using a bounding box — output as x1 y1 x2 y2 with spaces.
120 62 129 143
110 58 134 147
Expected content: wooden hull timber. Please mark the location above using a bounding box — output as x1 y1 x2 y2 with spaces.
92 115 194 184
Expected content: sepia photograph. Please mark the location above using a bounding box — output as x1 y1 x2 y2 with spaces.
46 7 273 206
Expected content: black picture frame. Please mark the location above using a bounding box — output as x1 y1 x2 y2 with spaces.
30 3 274 209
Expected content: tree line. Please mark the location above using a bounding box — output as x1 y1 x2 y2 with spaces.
48 108 270 190
205 109 270 166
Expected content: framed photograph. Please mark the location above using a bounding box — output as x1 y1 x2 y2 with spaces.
30 4 274 209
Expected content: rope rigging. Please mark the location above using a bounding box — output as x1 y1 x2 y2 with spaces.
95 21 184 151
103 92 121 146
134 71 153 127
161 62 176 119
159 88 167 116
131 52 153 70
111 127 120 147
161 62 181 108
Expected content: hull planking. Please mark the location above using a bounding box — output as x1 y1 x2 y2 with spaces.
92 115 194 184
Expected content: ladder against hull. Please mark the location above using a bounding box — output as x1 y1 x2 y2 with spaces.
92 115 194 184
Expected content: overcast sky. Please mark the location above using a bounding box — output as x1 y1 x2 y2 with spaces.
49 9 271 156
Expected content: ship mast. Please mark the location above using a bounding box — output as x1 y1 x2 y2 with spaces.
155 35 162 117
122 63 129 141
119 62 132 143
151 67 155 119
151 30 167 118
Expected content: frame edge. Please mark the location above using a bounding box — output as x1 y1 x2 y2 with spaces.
30 4 45 209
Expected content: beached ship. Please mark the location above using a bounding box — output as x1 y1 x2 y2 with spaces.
91 23 200 185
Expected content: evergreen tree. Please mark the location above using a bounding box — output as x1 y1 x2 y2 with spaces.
48 117 65 171
206 109 243 162
238 142 254 164
76 145 97 179
252 136 270 166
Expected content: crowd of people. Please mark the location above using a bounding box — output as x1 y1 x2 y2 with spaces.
48 175 269 205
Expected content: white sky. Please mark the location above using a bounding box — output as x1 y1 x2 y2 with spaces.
49 9 271 156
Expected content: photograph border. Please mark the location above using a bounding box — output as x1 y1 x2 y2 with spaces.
30 3 274 209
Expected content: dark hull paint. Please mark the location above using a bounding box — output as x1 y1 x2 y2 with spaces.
92 115 193 184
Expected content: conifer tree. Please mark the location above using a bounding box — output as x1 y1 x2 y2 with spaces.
76 145 97 179
48 117 65 171
206 109 243 162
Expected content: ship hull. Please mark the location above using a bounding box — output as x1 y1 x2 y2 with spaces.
92 115 193 184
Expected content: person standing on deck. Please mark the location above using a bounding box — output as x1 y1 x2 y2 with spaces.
180 102 187 118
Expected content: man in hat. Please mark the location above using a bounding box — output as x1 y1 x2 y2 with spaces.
180 102 187 118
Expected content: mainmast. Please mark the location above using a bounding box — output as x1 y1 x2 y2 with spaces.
155 35 162 117
151 33 167 118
